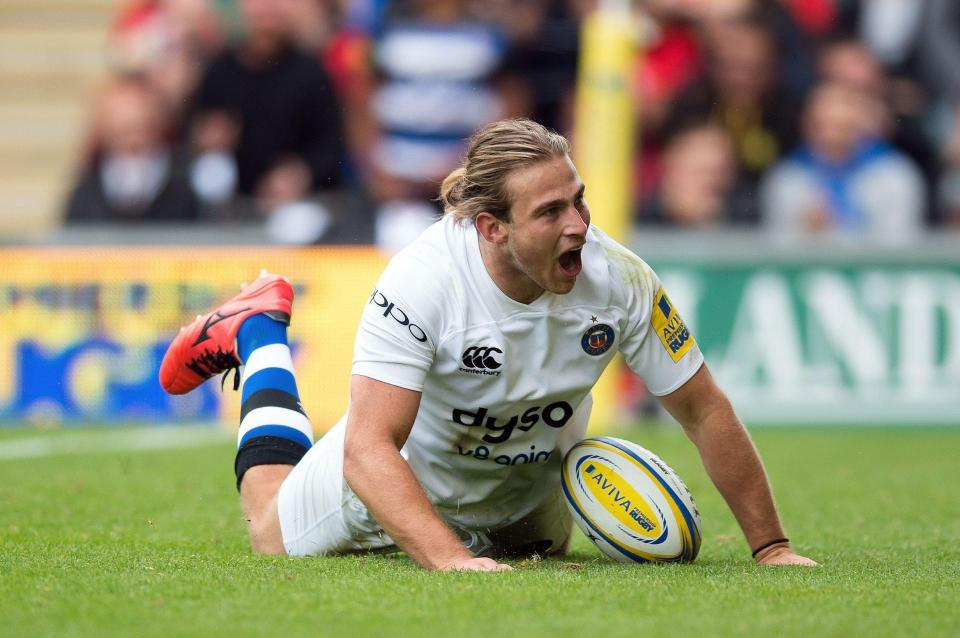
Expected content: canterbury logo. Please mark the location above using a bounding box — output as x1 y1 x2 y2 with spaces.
461 346 503 370
191 308 251 347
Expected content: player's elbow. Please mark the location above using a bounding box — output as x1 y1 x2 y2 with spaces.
342 429 366 479
682 391 742 450
674 382 738 443
660 365 735 438
342 429 396 483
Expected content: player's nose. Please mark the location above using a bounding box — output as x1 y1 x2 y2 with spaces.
563 204 589 236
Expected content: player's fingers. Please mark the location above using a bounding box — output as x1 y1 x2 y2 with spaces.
470 557 512 571
758 549 819 567
452 557 512 572
769 557 818 567
782 555 818 567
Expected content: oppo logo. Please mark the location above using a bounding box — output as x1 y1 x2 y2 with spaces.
368 289 427 342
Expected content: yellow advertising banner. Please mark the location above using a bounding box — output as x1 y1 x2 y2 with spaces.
0 247 389 431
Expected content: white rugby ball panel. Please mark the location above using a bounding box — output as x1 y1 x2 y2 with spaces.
561 437 701 563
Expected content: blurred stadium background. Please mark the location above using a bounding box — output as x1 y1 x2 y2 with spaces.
1 0 958 431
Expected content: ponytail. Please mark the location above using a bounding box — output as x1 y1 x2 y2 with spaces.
439 167 468 216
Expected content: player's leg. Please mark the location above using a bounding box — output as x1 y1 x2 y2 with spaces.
233 313 314 554
239 465 291 554
159 274 313 554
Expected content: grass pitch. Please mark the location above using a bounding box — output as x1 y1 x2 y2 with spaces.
1 424 958 638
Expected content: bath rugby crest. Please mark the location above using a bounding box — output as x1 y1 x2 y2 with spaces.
651 288 694 362
581 323 615 356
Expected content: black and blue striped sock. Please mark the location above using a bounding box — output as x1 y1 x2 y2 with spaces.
233 314 313 488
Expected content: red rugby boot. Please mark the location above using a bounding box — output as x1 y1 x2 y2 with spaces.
159 273 294 395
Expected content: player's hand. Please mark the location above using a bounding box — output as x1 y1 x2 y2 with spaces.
440 557 512 572
754 543 818 567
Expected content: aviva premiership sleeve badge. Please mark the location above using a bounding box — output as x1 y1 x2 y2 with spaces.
651 288 694 362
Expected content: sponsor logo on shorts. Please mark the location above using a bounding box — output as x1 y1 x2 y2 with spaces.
651 287 694 362
458 346 503 376
368 288 427 343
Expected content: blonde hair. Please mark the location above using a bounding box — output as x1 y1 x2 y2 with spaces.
439 118 570 224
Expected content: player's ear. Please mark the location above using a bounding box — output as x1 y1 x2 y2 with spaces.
475 212 508 245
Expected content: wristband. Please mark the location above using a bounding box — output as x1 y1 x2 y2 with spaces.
751 537 790 558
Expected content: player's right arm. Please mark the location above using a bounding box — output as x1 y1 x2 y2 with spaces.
342 374 511 572
603 236 815 567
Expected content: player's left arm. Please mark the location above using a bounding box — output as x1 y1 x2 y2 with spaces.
657 364 818 567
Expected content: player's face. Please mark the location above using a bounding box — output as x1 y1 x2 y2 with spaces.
501 154 591 301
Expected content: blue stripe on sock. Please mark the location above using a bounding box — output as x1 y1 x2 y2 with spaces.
241 367 299 403
237 313 289 363
240 425 313 450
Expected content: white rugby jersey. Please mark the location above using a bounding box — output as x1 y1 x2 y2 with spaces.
343 215 703 533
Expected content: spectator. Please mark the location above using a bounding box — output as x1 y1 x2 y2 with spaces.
474 0 580 133
365 0 524 251
831 2 939 181
630 0 705 200
637 123 757 227
65 78 198 224
189 0 346 219
817 36 938 218
817 36 891 135
761 81 926 245
108 0 225 133
666 8 804 183
286 0 340 52
692 0 817 98
634 0 704 129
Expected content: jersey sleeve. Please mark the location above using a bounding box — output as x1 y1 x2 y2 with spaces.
606 237 704 396
351 252 445 392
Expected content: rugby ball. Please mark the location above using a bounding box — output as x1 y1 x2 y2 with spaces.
561 437 701 563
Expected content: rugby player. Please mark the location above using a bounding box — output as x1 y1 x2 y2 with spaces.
160 119 816 570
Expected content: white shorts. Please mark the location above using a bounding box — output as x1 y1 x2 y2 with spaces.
277 417 573 558
276 416 383 556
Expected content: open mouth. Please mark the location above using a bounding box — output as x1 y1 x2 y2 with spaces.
558 248 583 277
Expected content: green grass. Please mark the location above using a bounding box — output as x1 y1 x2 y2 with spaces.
1 424 958 637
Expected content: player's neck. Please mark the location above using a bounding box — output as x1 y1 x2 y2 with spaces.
477 236 543 304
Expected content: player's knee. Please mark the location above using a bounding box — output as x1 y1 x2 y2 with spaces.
240 463 293 494
235 437 306 491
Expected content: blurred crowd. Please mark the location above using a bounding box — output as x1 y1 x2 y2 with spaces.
64 0 960 247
